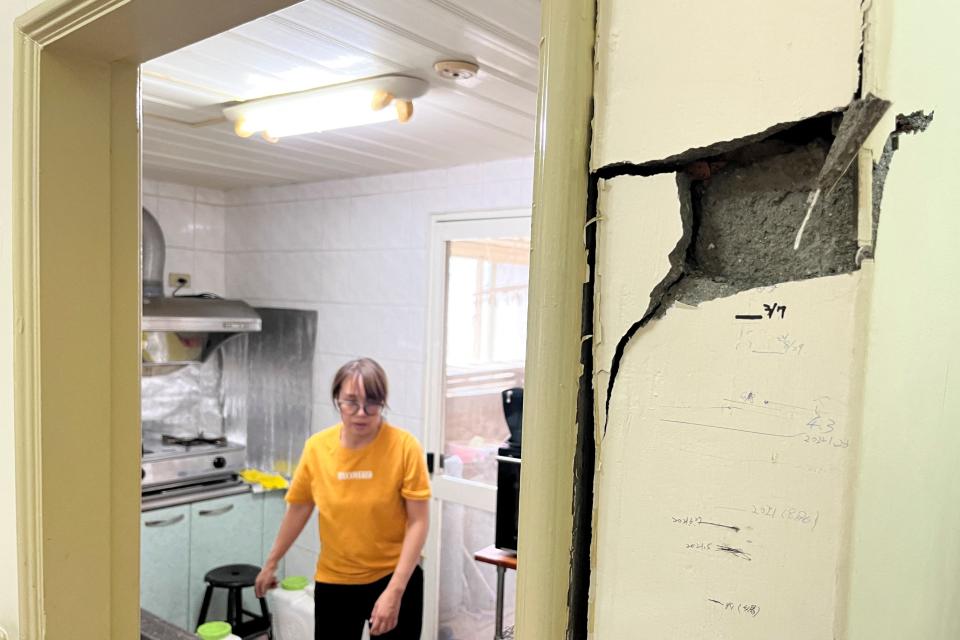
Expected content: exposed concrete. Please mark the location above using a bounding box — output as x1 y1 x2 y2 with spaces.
687 141 858 293
872 110 935 251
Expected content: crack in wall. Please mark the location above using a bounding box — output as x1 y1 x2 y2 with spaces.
597 110 871 434
567 175 597 640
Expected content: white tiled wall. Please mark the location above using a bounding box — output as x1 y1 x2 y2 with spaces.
143 179 228 296
222 157 534 445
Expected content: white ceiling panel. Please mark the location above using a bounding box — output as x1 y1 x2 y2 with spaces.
141 0 540 189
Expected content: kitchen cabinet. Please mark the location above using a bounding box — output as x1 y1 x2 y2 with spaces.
141 490 291 632
141 505 191 630
187 493 264 629
259 490 287 576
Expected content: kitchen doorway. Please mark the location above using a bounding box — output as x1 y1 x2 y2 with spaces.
421 210 531 639
11 0 594 638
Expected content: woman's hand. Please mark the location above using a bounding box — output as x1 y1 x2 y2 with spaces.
254 563 278 598
369 586 403 636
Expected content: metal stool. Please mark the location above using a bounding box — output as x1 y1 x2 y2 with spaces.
196 564 272 639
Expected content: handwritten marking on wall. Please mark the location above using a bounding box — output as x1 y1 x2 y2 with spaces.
717 503 821 531
736 327 805 356
734 302 788 321
707 600 761 617
671 515 741 532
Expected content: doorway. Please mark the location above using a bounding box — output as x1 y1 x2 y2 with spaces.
11 1 594 638
422 211 531 639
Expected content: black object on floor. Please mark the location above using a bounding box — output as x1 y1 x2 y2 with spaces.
196 564 272 640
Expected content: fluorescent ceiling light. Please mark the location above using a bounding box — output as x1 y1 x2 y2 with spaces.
222 74 429 142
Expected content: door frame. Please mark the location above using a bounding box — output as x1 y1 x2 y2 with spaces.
421 209 531 639
10 1 595 639
10 1 304 638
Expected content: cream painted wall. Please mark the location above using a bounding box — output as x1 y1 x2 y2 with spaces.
845 1 960 637
589 1 872 637
591 0 861 169
1 5 46 637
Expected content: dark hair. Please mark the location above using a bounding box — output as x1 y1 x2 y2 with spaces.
331 358 388 405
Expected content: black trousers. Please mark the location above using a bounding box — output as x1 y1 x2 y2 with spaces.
314 566 423 640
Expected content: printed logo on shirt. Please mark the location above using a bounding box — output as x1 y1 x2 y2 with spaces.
337 470 374 480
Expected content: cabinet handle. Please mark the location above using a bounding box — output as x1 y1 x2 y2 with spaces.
144 514 185 527
198 504 234 517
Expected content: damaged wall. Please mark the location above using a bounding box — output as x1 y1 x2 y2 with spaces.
587 0 879 638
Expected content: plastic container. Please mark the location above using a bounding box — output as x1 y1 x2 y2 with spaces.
196 621 241 640
268 576 315 640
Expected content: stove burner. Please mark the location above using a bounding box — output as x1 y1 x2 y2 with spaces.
161 434 227 447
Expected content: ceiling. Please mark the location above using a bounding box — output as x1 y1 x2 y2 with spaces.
141 0 540 189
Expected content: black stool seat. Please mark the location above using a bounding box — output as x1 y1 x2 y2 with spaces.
205 564 260 588
196 564 272 639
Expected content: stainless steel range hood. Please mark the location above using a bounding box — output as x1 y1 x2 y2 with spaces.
142 296 262 332
142 207 260 365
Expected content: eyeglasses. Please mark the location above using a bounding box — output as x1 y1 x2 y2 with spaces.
337 399 385 416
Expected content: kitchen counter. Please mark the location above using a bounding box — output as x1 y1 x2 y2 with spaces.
141 609 195 640
142 477 251 512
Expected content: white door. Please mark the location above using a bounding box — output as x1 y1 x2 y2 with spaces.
421 210 531 640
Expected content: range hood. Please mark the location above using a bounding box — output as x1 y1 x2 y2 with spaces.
142 207 260 364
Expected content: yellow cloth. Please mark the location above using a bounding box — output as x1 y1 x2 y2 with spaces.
285 422 431 584
239 469 289 491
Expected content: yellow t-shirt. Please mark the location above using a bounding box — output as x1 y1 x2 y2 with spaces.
285 422 431 584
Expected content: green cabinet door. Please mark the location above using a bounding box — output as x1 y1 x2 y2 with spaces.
187 493 264 630
141 505 191 630
259 490 287 578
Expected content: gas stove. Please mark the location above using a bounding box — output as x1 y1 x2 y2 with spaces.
141 432 245 491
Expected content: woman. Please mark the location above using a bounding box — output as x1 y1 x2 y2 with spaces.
255 358 431 639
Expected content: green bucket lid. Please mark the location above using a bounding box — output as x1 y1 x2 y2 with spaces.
281 575 310 590
196 621 232 640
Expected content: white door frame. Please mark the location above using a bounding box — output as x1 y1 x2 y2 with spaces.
421 208 531 639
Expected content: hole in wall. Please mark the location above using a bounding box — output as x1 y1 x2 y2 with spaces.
672 114 859 305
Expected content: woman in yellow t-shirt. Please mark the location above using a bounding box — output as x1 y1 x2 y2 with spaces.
255 358 431 639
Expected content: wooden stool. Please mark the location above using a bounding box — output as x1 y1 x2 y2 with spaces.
196 564 272 639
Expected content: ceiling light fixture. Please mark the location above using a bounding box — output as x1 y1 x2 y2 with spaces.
222 74 430 142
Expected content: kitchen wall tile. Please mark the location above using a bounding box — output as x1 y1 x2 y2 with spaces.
444 183 484 212
155 196 195 249
447 163 484 187
347 175 384 197
196 187 228 206
481 157 532 184
222 156 534 453
324 179 353 198
163 248 195 296
193 251 226 296
405 362 425 420
287 180 329 202
225 252 274 299
157 181 196 202
413 168 447 190
194 204 226 251
319 199 353 251
312 401 341 433
380 171 416 193
481 179 534 210
410 189 446 217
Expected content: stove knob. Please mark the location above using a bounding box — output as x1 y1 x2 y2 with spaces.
213 456 227 469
